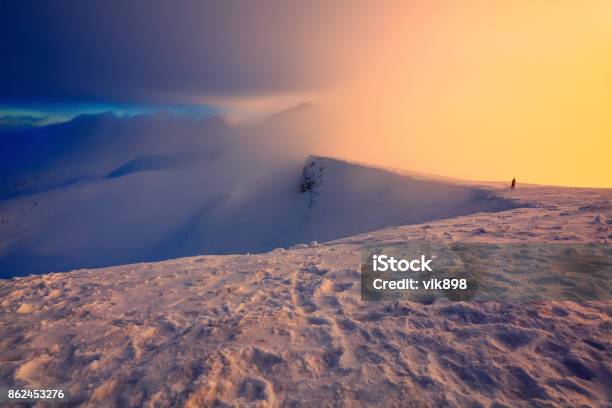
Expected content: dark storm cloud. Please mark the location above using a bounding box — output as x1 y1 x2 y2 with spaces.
1 0 374 105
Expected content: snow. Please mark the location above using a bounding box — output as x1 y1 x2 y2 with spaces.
0 184 610 406
1 109 610 406
0 136 521 278
0 108 317 277
106 155 178 179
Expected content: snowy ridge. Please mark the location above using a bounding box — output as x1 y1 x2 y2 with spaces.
0 126 523 277
154 155 523 261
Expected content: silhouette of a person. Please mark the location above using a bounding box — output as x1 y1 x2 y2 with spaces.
511 178 516 189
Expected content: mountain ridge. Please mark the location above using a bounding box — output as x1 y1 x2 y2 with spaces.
0 153 523 277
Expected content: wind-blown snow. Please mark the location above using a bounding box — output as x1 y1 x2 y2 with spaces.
0 111 521 277
0 107 316 277
155 156 520 260
106 155 179 179
0 186 610 407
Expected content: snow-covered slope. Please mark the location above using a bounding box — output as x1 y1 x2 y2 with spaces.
0 111 522 278
159 156 520 259
0 156 520 278
0 107 315 277
0 112 229 199
0 186 610 407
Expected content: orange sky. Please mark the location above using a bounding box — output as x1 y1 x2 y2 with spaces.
6 1 608 187
314 0 612 188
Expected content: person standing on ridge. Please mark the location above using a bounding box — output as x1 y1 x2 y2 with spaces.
511 178 516 189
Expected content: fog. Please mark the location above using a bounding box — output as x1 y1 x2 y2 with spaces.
0 105 518 277
0 105 326 276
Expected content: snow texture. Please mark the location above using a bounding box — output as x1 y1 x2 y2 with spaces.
0 185 610 407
